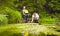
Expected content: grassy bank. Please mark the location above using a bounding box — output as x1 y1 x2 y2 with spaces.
0 23 60 36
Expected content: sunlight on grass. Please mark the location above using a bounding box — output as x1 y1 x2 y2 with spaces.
0 23 60 36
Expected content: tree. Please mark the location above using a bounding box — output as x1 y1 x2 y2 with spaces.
44 0 60 14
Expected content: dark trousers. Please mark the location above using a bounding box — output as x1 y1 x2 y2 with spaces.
23 14 28 23
33 20 38 23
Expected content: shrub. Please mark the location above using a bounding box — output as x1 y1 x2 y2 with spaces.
39 11 56 24
0 7 22 24
5 7 22 23
8 11 22 23
0 7 9 14
0 15 8 24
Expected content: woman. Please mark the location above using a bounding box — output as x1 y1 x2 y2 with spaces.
22 6 29 23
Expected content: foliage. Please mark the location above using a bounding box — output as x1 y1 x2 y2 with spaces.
5 7 22 23
0 0 15 7
48 0 60 11
0 0 60 24
12 0 60 24
0 7 8 14
44 0 60 14
8 10 22 23
0 7 22 24
55 13 60 19
0 15 8 24
0 0 60 13
39 11 56 24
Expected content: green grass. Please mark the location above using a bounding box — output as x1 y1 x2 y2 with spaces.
39 17 56 24
0 23 60 36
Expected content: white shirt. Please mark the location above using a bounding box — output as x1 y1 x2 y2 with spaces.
32 13 39 21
